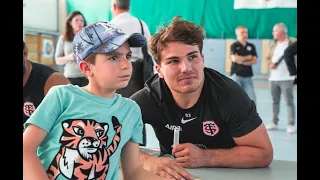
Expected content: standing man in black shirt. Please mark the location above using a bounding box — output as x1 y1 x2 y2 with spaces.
130 17 273 180
230 25 257 103
23 41 70 124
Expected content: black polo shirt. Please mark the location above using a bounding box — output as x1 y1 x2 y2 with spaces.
130 68 262 155
23 61 56 124
230 41 257 77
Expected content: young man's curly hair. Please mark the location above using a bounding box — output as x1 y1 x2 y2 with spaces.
148 16 204 65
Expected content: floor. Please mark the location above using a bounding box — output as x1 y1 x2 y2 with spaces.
144 79 297 162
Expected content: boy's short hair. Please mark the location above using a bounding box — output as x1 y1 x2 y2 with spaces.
72 21 146 64
149 16 204 64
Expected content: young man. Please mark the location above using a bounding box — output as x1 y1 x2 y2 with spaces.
130 16 273 180
230 25 257 103
23 41 70 125
23 21 169 180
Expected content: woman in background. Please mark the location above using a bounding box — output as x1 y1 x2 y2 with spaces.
55 11 88 86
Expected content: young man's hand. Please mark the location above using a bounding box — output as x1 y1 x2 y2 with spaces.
172 143 205 168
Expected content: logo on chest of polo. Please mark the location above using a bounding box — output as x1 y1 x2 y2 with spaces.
202 120 220 137
24 101 36 117
181 113 197 124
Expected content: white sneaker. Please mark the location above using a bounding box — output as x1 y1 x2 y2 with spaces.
287 125 296 133
266 123 278 130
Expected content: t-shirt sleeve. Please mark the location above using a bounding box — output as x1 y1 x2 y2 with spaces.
55 36 65 58
220 81 262 137
24 86 63 133
230 43 237 55
251 44 258 57
130 104 144 144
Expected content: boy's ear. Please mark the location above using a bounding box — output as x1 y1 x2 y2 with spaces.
79 61 93 77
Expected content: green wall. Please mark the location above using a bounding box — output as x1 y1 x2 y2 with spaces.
66 0 297 39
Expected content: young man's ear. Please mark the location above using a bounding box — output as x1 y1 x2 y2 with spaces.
201 53 204 63
79 61 92 77
155 64 164 78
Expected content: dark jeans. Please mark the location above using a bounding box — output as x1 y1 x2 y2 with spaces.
68 77 89 87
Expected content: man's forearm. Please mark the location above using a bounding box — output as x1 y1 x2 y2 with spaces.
202 146 273 168
242 57 256 65
232 55 252 64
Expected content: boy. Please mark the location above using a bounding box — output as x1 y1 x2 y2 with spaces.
23 21 169 180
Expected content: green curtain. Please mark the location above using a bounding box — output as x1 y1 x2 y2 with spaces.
129 0 206 34
66 0 206 35
203 0 297 39
66 0 113 24
66 0 297 39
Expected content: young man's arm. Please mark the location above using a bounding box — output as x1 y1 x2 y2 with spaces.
203 123 272 168
173 123 272 168
173 83 273 168
44 72 70 95
23 125 49 180
120 141 171 180
130 91 196 180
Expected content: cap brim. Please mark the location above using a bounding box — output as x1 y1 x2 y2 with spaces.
126 33 147 47
92 33 146 54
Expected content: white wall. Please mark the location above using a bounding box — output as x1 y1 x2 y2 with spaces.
58 0 68 33
23 0 58 32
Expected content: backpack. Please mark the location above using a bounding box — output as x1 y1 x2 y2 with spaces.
138 19 154 83
116 19 154 98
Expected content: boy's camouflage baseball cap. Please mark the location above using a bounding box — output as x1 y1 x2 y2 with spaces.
73 21 146 63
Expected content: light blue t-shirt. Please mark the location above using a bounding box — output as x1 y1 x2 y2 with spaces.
24 84 143 180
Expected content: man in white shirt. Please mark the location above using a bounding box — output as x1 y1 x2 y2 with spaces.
266 23 297 133
110 0 154 145
110 0 152 62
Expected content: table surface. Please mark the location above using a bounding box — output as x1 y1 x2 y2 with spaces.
185 159 296 180
119 147 297 180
